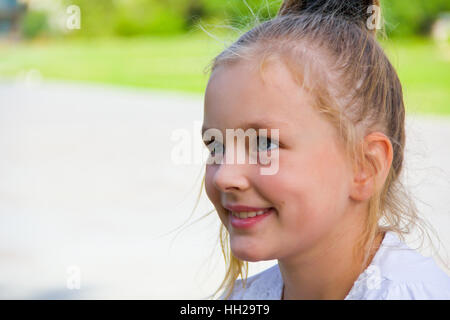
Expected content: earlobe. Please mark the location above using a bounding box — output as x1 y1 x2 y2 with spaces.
350 155 375 202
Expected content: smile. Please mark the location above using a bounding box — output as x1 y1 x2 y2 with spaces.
230 208 272 219
229 208 274 229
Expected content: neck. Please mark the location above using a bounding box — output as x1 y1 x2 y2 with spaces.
278 210 384 300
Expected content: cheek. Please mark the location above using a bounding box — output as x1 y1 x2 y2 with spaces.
204 166 228 223
204 166 215 199
313 146 350 206
261 146 349 231
205 166 220 206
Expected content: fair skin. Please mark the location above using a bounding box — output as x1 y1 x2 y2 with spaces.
203 58 393 300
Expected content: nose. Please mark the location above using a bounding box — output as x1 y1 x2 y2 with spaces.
212 159 251 192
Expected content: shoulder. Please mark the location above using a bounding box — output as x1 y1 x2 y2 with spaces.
347 231 450 300
218 263 283 300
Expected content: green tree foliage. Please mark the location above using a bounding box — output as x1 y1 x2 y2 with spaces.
21 10 48 39
382 0 450 36
23 0 450 38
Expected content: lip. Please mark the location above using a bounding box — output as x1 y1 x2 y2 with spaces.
224 204 272 212
229 207 274 229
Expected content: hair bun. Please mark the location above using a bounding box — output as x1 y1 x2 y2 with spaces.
279 0 380 24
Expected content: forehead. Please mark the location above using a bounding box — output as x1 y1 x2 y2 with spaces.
203 58 318 133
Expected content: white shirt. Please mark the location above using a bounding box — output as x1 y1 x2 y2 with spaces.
220 231 450 300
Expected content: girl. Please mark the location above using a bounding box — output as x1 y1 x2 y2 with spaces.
200 0 450 299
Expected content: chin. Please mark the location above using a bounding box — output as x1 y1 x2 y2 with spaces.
230 240 273 262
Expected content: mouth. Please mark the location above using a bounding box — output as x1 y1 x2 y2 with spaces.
226 207 275 229
228 207 273 219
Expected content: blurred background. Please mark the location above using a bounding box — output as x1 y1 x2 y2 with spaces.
0 0 449 299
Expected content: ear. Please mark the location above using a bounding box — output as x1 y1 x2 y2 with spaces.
349 132 393 202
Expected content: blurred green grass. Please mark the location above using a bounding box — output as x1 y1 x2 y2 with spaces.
0 32 223 93
0 33 449 116
383 37 450 116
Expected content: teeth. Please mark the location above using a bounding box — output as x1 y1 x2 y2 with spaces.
231 208 271 219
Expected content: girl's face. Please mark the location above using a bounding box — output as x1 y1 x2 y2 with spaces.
203 59 358 262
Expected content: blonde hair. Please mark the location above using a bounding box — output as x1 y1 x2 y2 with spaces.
191 0 448 300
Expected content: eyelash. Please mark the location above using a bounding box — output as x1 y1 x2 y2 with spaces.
204 137 279 156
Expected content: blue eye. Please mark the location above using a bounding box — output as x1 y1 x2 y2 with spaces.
207 140 224 157
257 136 279 152
204 137 278 157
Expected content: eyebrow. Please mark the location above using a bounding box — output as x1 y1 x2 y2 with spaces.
201 119 287 136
